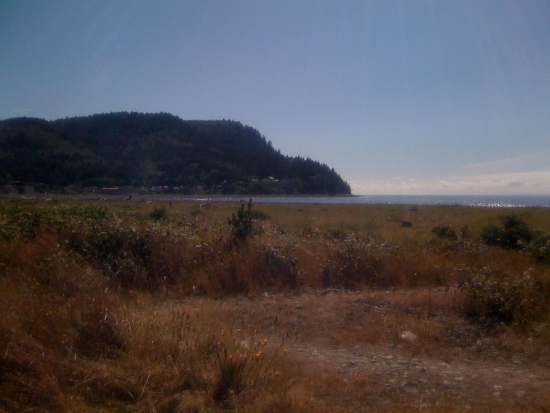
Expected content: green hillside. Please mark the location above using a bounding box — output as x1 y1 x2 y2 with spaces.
0 112 351 195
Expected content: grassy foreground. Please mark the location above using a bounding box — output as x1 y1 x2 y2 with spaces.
1 199 550 412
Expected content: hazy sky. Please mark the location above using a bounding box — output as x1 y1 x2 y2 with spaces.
1 1 549 195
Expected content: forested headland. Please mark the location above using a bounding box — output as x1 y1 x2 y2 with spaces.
0 112 351 195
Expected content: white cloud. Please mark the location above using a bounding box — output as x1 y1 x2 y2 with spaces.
462 152 550 175
350 170 550 195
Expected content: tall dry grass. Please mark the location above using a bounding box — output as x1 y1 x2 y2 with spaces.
1 199 550 411
0 237 294 412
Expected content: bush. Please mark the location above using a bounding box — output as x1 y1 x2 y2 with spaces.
431 224 457 240
67 204 109 219
525 230 550 263
458 268 544 330
0 207 43 241
321 236 380 289
195 243 298 295
250 208 271 220
59 216 161 289
261 245 297 289
481 214 531 249
228 199 254 242
150 206 168 221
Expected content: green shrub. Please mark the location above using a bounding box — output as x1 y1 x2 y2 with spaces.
479 214 550 262
59 217 159 288
480 224 502 246
480 214 531 249
227 199 254 242
150 206 168 221
250 208 271 220
326 227 348 239
431 224 457 240
68 204 108 219
525 230 550 263
0 208 43 241
321 236 380 288
458 268 543 330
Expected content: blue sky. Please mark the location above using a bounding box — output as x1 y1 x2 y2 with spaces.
1 1 549 195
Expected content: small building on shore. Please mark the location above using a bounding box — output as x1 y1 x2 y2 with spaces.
23 185 35 194
99 187 121 195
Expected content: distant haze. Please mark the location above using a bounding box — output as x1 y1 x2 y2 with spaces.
1 1 549 195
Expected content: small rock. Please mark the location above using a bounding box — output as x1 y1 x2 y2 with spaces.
404 386 418 394
455 377 464 381
493 385 505 391
401 331 417 341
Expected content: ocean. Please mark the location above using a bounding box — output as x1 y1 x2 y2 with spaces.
191 195 550 207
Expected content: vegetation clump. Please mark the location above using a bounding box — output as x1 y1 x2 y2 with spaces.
526 230 550 263
481 214 532 249
150 205 168 221
0 208 42 240
227 199 255 242
431 224 457 240
479 214 550 263
459 268 548 329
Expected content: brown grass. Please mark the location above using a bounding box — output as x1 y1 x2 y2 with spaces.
1 198 550 411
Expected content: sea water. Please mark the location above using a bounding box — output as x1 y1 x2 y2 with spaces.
190 195 550 207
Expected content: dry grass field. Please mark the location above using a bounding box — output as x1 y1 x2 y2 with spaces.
1 196 550 412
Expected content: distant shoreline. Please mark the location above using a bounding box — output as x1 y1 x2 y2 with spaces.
3 193 550 207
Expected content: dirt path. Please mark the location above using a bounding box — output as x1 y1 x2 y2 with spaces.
169 289 550 410
293 341 549 407
276 290 550 409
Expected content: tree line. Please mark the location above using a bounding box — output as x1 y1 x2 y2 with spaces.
0 112 351 195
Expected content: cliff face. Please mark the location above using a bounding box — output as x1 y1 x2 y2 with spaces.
0 112 351 195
